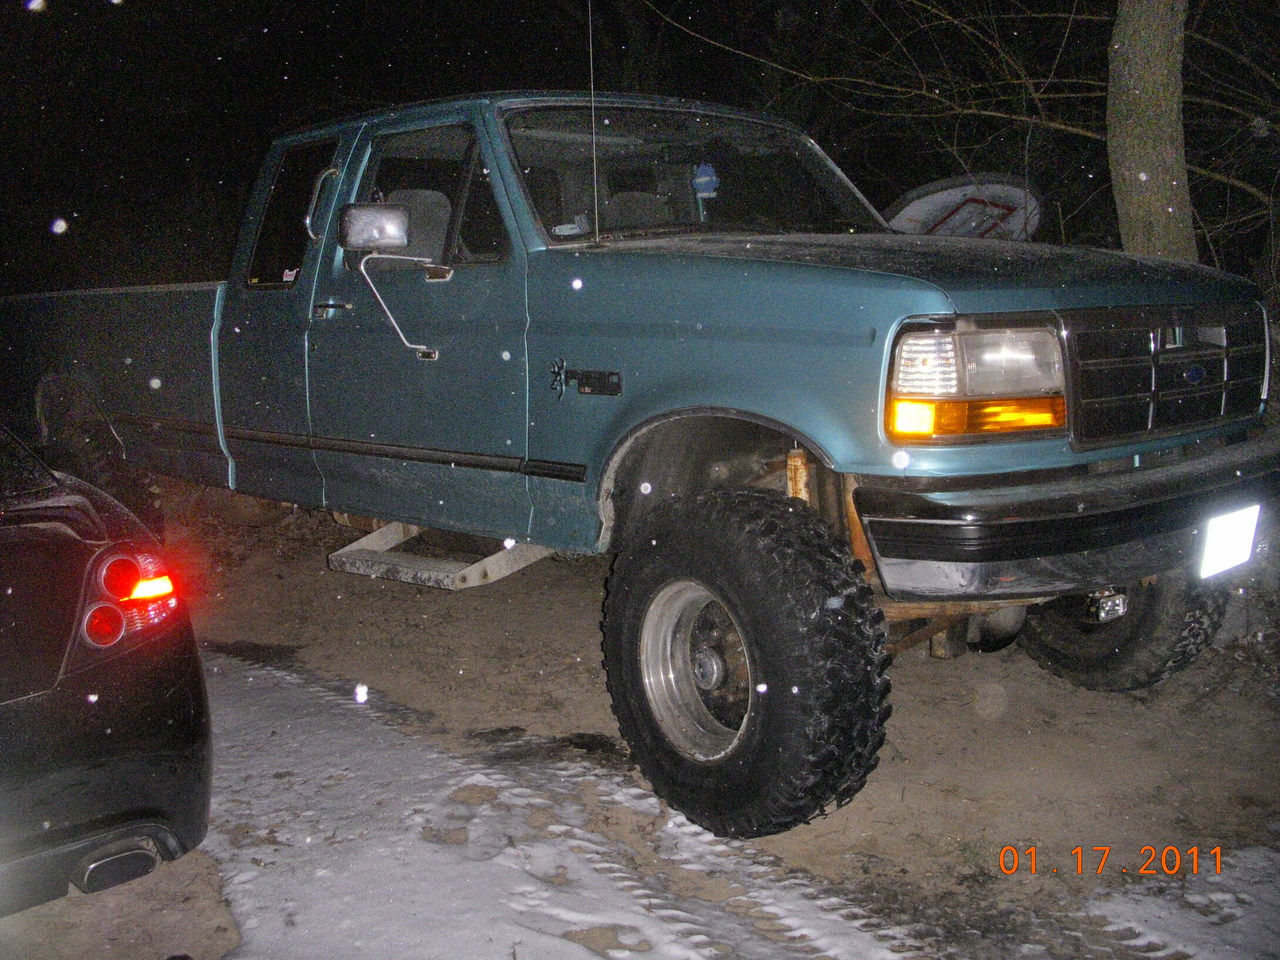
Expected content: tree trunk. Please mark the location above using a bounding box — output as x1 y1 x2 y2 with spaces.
1107 0 1198 261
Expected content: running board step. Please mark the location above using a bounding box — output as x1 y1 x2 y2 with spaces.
327 522 553 590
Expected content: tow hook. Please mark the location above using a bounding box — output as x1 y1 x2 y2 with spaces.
1088 589 1128 623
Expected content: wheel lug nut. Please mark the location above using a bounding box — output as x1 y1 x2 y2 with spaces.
692 648 727 691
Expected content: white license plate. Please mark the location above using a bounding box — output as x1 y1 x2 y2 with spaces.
1199 504 1260 578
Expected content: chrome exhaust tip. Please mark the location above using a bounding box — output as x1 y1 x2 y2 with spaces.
75 838 162 894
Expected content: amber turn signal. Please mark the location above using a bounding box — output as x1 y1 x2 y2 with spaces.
888 395 1066 441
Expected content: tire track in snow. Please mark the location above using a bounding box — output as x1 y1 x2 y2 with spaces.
202 653 924 959
1082 846 1280 960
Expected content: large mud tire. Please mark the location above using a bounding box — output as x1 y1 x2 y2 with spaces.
602 488 891 839
1018 569 1227 691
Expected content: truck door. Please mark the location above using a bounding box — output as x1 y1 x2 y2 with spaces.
307 116 531 538
218 134 353 505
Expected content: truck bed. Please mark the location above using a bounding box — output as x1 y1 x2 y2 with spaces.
2 282 227 484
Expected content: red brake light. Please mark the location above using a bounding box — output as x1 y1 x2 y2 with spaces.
100 555 142 600
83 602 126 648
129 575 174 601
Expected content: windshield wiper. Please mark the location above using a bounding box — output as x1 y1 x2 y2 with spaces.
600 221 789 240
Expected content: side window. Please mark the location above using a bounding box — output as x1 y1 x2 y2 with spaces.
359 124 508 267
521 167 565 228
457 166 508 262
248 139 338 287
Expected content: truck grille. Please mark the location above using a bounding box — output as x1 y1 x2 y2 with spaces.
1064 302 1268 447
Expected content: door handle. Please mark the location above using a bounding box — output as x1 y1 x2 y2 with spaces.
304 167 339 240
312 301 352 319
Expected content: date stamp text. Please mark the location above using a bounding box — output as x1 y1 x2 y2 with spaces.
998 845 1223 876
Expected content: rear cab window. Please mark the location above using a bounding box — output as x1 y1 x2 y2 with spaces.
247 139 341 287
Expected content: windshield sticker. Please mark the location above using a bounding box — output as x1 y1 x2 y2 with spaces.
693 163 720 199
552 213 591 237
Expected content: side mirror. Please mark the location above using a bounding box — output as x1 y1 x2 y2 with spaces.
339 204 409 250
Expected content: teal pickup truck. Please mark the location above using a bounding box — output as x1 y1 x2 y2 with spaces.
7 92 1277 838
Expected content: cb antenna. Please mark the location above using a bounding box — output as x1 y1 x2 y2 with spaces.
588 0 601 245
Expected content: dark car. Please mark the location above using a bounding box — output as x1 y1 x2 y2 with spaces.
0 428 209 916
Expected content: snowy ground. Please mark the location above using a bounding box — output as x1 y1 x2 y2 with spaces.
202 652 1280 960
204 653 923 960
1088 849 1280 960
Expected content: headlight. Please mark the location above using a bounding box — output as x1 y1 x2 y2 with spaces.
887 324 1066 442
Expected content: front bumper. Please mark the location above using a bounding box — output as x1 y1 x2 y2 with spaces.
854 429 1280 601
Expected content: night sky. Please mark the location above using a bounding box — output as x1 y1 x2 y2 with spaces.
0 0 752 295
7 1 1271 300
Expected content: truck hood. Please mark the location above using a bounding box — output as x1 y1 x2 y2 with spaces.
610 232 1256 313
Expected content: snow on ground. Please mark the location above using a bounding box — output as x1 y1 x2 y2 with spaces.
203 653 920 959
1086 847 1280 960
203 653 1280 959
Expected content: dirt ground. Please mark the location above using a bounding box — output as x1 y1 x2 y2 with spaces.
4 479 1278 957
183 485 1280 924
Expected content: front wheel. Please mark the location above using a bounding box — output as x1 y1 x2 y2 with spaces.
1018 569 1228 691
602 488 891 839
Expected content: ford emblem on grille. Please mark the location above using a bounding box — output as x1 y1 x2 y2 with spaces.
1183 364 1207 385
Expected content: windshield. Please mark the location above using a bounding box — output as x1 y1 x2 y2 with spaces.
504 105 884 241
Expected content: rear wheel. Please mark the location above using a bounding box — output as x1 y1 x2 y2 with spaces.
1018 569 1227 691
46 414 165 541
602 488 890 838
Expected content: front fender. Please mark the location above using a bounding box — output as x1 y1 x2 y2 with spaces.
525 246 954 485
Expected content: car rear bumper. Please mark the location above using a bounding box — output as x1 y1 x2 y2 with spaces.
854 430 1280 601
0 619 210 916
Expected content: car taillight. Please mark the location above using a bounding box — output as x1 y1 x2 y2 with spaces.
128 574 175 601
100 555 142 600
83 602 126 648
81 551 178 650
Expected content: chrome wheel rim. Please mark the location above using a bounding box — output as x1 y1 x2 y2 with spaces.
639 580 754 762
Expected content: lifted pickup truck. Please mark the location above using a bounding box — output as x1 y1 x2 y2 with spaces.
7 92 1277 838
